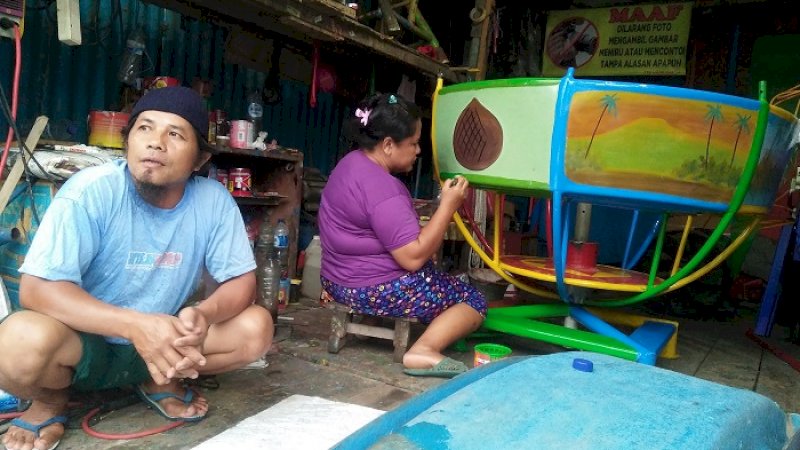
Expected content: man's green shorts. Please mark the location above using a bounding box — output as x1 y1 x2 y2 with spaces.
72 333 151 391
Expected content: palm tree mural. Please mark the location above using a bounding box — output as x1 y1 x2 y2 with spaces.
703 104 724 169
583 94 618 159
729 113 751 168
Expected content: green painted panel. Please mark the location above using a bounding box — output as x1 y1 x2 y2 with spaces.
435 82 559 193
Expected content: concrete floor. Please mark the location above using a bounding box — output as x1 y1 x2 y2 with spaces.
5 296 799 449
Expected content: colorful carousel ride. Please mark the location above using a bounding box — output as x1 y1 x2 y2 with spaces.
432 69 799 364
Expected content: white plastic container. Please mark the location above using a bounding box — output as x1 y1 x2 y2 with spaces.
301 235 322 301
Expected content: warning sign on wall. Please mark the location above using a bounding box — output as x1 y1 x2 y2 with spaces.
542 3 693 77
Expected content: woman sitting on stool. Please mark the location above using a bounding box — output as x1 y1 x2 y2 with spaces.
318 93 486 378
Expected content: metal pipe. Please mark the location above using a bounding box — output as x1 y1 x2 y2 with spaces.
573 202 592 242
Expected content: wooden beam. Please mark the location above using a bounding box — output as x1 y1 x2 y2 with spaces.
279 15 344 42
471 0 494 81
377 0 401 36
304 0 357 19
144 0 459 82
0 116 47 215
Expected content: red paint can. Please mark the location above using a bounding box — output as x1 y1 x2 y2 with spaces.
230 168 252 197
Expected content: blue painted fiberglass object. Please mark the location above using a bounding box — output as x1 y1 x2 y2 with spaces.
335 351 796 450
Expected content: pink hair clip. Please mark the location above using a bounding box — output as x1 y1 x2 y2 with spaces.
355 108 371 126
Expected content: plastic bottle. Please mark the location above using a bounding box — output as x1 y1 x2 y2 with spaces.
117 29 146 86
274 219 290 310
246 90 264 135
301 235 322 301
255 221 279 324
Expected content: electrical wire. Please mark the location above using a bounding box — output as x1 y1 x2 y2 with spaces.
0 61 55 181
0 25 22 181
86 0 125 55
0 68 58 189
2 403 186 441
0 25 60 226
0 81 48 176
81 407 185 440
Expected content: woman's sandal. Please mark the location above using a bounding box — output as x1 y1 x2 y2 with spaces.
402 357 468 379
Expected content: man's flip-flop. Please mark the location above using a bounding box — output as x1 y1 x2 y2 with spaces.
8 415 67 450
403 357 468 379
134 384 206 422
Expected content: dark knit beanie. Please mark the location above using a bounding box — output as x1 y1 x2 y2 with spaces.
128 86 214 153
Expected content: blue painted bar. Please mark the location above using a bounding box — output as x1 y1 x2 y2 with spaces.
754 220 795 336
622 209 639 269
569 306 654 364
628 321 677 359
623 214 662 270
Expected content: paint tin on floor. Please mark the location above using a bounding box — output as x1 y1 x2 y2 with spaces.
473 343 512 367
230 167 252 197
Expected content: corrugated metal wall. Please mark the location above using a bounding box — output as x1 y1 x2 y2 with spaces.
0 0 348 174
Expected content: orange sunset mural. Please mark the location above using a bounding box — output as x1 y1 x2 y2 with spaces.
564 90 775 204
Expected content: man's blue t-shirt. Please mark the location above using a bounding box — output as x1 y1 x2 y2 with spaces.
19 160 256 342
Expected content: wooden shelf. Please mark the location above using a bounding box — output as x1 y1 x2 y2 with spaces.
233 194 286 206
214 145 303 163
305 0 357 19
145 0 459 82
212 144 304 280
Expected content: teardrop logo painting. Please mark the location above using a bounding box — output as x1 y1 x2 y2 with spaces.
453 98 503 170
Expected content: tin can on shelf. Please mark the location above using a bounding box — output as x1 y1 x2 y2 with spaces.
143 76 180 92
216 169 229 189
230 120 253 149
215 109 228 137
87 111 130 149
230 167 252 197
208 111 217 145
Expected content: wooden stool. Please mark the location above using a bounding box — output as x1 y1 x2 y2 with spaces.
326 302 418 362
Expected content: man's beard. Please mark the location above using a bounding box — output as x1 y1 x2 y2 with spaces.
133 178 167 204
